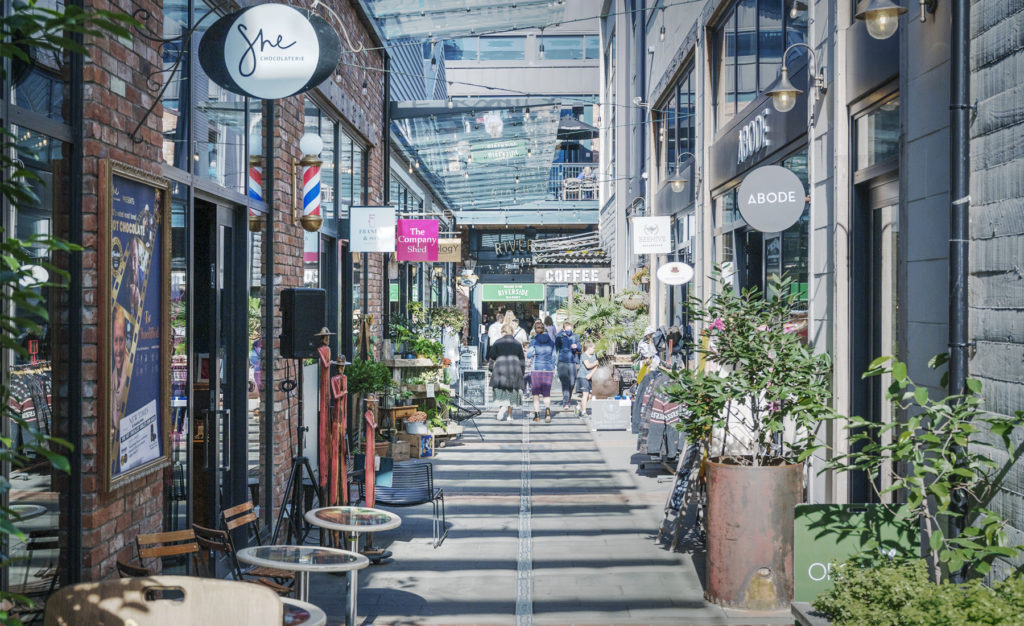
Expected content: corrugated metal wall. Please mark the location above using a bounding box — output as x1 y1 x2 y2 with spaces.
970 1 1024 577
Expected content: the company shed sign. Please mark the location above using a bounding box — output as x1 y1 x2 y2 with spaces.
737 165 806 233
199 5 341 100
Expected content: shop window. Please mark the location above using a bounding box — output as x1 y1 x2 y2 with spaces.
778 151 809 301
584 35 600 60
479 37 525 61
7 128 66 588
855 96 900 171
541 36 586 60
444 38 478 61
161 0 189 170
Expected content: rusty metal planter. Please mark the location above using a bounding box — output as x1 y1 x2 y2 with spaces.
704 457 804 610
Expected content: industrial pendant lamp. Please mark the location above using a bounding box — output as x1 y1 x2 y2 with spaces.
855 0 908 40
765 65 802 113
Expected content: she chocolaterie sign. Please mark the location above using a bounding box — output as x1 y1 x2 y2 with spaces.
199 5 341 100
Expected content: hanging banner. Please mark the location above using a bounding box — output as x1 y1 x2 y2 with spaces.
351 206 396 252
198 5 341 100
480 283 544 302
396 219 439 261
631 216 672 254
437 238 462 263
103 161 171 490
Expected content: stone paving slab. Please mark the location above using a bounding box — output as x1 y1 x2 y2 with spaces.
307 408 792 625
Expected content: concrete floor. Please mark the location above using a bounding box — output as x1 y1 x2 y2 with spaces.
306 406 792 626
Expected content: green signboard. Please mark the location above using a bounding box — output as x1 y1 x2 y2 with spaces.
480 283 544 302
794 504 918 602
470 139 526 164
389 283 398 302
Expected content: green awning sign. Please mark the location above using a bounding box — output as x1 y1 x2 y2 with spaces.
389 283 398 302
481 283 544 302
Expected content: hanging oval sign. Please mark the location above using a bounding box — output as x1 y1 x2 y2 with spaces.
198 5 340 100
656 262 694 286
737 165 806 233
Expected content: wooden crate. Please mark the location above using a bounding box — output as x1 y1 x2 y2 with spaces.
389 405 419 421
373 440 411 462
398 433 434 459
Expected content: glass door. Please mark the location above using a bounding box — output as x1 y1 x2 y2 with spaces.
193 201 248 529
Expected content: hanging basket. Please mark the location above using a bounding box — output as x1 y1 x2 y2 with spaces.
621 294 645 310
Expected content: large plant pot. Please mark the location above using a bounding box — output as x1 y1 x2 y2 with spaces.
705 457 803 610
589 364 619 398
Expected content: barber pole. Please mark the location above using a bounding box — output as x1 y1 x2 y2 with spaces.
247 156 265 232
300 155 323 232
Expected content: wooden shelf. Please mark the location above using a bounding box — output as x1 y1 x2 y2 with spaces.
383 358 436 368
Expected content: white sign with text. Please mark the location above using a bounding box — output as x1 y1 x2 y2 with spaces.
351 206 396 252
631 216 672 254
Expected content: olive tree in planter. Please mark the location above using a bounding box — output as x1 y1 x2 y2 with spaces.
666 273 832 610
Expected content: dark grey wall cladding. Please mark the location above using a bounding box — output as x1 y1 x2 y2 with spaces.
969 0 1024 581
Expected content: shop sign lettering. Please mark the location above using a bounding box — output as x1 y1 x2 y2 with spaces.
494 238 531 255
737 109 771 165
396 219 439 261
533 267 611 284
737 165 805 233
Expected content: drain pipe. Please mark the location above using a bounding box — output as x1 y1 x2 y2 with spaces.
948 0 970 580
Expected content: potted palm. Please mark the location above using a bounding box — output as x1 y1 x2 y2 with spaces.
569 293 648 397
666 272 832 610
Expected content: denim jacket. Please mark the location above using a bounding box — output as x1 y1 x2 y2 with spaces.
555 331 581 364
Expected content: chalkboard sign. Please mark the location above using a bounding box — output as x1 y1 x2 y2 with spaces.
459 346 478 370
666 443 700 514
461 370 487 407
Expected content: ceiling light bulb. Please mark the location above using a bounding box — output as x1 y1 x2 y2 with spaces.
790 4 798 18
659 25 665 41
448 96 453 108
362 81 368 96
539 42 545 60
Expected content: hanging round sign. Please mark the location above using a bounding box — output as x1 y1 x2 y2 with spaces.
656 262 694 286
736 165 806 233
198 5 341 100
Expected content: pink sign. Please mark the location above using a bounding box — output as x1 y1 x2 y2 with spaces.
396 219 439 261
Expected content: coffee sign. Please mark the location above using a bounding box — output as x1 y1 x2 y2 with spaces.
737 165 806 233
199 5 341 100
533 267 611 284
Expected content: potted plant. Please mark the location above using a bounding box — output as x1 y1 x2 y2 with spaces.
666 272 832 610
569 293 648 397
617 288 648 311
405 410 428 434
410 337 444 365
631 266 650 285
429 306 467 332
347 358 392 411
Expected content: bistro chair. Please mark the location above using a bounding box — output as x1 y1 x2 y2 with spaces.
374 462 448 548
449 392 484 441
43 575 283 626
191 523 292 596
116 555 153 578
221 501 294 584
135 529 200 574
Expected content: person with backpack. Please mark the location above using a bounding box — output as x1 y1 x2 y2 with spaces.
527 320 557 423
555 321 581 409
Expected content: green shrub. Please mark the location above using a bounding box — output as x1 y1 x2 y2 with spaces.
814 560 1024 625
346 359 392 395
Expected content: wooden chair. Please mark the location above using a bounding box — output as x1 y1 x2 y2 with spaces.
7 529 61 625
191 523 291 596
43 575 283 626
136 529 199 573
374 462 448 548
116 555 152 578
221 501 294 583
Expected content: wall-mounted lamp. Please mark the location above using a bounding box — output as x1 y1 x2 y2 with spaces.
766 43 827 113
854 0 915 40
667 152 696 192
293 132 324 232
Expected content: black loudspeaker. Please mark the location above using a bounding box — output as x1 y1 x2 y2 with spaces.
280 288 326 359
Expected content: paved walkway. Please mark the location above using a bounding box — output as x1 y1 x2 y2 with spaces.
308 407 792 625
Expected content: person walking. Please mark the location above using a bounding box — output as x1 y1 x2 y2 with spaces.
555 321 581 410
543 315 556 342
486 312 504 347
487 323 525 422
527 320 557 423
503 310 528 346
576 341 598 418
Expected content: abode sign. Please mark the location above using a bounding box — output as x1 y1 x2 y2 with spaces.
737 108 771 164
198 5 341 100
736 165 806 233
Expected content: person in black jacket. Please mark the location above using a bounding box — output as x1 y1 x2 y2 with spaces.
487 323 526 422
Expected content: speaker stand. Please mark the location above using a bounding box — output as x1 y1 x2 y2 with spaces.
272 363 322 545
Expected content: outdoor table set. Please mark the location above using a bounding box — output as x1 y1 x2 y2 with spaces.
235 506 401 626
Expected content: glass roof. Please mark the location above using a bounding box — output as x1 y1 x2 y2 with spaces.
366 0 564 40
393 97 577 218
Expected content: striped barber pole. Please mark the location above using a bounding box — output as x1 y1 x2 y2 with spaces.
302 163 321 219
248 165 262 202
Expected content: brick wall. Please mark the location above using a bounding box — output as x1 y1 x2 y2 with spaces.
76 0 166 581
969 2 1024 578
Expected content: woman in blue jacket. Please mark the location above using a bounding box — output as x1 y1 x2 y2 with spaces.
555 322 581 408
527 320 557 423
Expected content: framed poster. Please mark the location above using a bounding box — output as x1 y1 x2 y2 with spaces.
102 160 172 490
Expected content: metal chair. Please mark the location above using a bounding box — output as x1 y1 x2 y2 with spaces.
374 462 448 548
449 392 484 441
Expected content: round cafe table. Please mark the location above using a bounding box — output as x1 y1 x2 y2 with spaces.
236 545 367 608
9 503 46 522
281 598 327 626
305 507 401 625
